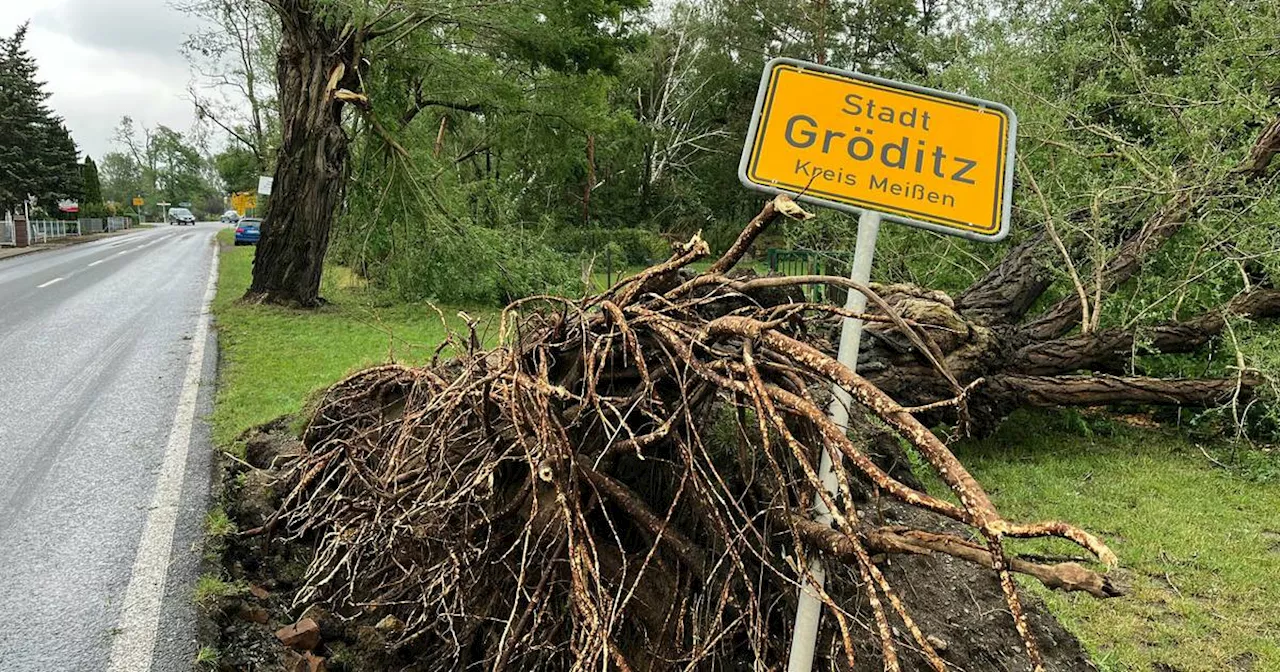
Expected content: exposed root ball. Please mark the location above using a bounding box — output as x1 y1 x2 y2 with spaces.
259 196 1118 671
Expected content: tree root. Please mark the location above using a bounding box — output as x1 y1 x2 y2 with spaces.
258 195 1131 671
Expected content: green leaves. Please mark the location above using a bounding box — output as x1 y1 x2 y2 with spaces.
497 0 648 75
99 117 218 215
215 146 260 194
81 156 103 207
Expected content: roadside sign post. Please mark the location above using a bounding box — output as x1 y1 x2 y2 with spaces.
737 57 1017 671
786 207 880 672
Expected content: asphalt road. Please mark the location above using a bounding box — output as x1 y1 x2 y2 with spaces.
0 223 222 671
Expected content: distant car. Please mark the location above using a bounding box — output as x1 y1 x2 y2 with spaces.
221 210 240 224
168 207 196 226
234 218 262 246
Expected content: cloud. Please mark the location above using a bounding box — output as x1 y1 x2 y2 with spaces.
38 0 201 63
1 0 206 159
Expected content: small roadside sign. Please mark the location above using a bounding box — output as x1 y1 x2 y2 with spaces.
257 176 274 196
132 197 144 207
739 58 1016 242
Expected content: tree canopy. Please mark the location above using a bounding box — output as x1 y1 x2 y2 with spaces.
180 0 279 175
214 144 260 194
81 156 102 206
99 117 218 216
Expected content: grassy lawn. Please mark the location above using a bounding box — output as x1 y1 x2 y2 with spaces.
211 229 487 446
951 413 1280 672
209 236 1278 671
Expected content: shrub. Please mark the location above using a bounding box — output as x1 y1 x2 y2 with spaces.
77 202 109 219
547 228 669 266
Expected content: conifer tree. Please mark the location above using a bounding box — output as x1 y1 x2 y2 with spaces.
0 23 82 212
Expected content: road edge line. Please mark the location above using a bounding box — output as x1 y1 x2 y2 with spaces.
106 237 219 672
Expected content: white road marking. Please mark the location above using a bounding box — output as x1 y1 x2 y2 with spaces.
115 250 132 256
106 243 218 672
88 259 107 267
36 277 63 288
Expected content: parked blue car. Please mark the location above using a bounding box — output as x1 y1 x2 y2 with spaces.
234 218 262 246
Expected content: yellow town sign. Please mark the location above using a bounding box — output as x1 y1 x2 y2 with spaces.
739 58 1017 241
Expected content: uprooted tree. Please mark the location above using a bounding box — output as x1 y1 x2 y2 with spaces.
221 111 1280 672
249 205 1115 672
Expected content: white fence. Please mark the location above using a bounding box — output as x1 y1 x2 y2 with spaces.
0 215 132 248
28 220 80 243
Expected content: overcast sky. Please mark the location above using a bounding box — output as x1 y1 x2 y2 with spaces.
1 0 206 160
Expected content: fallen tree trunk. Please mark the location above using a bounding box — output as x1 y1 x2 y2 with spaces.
847 114 1280 432
220 111 1280 671
236 107 1280 663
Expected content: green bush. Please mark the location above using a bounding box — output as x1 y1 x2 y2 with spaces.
77 202 109 219
378 225 580 305
547 228 668 266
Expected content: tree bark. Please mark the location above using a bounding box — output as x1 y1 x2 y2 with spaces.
1018 191 1196 342
952 232 1052 326
1009 289 1280 375
986 373 1256 408
247 0 356 307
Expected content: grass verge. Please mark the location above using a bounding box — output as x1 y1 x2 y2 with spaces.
211 229 484 447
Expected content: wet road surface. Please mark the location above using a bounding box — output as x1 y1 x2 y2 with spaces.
0 223 222 671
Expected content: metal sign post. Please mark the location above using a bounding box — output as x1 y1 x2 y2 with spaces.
736 57 1018 671
786 208 880 672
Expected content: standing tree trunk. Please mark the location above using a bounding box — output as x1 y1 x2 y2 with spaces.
247 0 356 307
583 133 596 225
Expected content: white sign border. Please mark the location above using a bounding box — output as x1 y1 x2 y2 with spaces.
737 57 1018 243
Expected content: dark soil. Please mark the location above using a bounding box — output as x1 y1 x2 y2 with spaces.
200 418 1099 672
